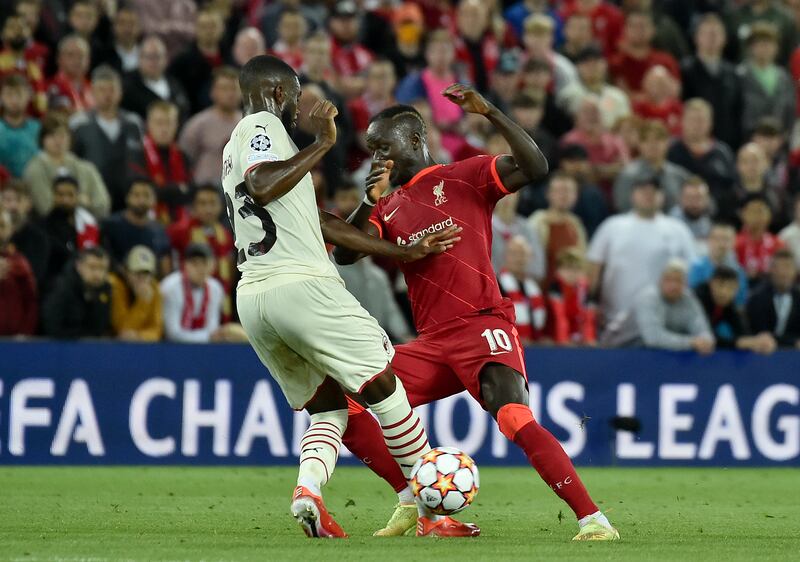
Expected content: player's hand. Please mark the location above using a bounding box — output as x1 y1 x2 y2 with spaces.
309 99 338 147
400 226 462 262
442 83 493 115
366 160 393 203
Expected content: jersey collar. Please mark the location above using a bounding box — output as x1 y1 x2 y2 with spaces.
401 164 444 190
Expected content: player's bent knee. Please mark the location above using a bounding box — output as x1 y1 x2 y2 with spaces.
479 364 528 415
496 403 535 441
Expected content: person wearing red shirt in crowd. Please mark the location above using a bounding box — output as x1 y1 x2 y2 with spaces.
736 193 785 284
560 0 624 56
546 247 597 345
0 14 47 116
270 9 308 71
14 0 50 75
328 1 373 99
452 0 506 94
632 65 682 135
561 96 629 196
608 10 679 98
349 59 397 170
497 235 547 344
169 9 227 115
48 35 94 114
0 206 37 336
168 184 234 320
130 100 192 225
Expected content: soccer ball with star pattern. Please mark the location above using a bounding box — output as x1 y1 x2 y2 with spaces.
409 447 479 515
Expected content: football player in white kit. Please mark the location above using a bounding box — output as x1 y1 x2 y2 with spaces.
222 55 476 538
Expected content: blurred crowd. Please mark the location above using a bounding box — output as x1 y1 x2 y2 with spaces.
1 0 800 352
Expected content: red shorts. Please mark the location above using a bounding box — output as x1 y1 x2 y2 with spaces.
392 301 528 409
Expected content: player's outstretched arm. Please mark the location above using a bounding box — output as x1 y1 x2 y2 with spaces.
321 210 461 264
245 100 338 206
443 84 549 191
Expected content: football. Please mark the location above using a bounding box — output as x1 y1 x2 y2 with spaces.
409 447 480 515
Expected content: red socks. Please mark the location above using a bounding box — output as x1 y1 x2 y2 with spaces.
497 403 598 519
342 397 408 493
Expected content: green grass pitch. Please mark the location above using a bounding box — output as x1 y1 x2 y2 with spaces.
0 466 796 561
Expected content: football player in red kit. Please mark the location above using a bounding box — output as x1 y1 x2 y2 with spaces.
333 84 619 541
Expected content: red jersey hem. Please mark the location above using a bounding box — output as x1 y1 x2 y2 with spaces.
368 217 384 238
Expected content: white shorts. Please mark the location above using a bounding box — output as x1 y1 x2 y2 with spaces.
237 277 395 410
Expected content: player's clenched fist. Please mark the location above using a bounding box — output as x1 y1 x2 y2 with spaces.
442 83 493 115
309 99 339 147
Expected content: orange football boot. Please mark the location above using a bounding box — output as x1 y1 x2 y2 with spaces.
416 516 480 537
290 486 348 538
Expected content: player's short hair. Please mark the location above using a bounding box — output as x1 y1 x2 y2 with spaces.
239 55 297 95
1 73 31 91
91 64 121 84
146 100 178 119
711 265 739 283
369 104 427 135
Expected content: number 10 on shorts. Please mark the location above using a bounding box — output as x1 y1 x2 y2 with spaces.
481 328 513 354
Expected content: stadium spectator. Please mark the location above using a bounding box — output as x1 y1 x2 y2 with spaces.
160 242 225 344
696 265 776 354
731 0 796 65
70 65 144 213
101 178 170 274
23 112 110 219
231 27 266 68
528 173 586 287
13 0 51 74
509 94 556 164
492 191 546 281
633 66 682 136
680 13 743 151
753 118 789 194
736 194 784 283
559 13 592 63
669 177 713 252
121 36 190 122
553 143 608 235
179 67 242 187
746 248 800 348
497 235 547 345
168 184 234 320
625 0 689 62
607 10 679 98
667 98 736 207
505 0 563 43
778 195 800 269
390 1 426 78
545 246 597 345
328 1 373 99
588 176 696 336
733 142 784 225
0 74 40 178
129 101 191 225
95 7 141 74
259 0 320 49
129 0 196 59
0 179 49 286
560 0 623 57
109 245 163 342
0 13 47 115
689 222 749 307
561 95 629 195
614 119 688 212
270 9 308 71
47 34 93 114
0 207 37 336
521 14 577 97
516 58 572 140
455 0 513 95
739 22 796 139
42 246 112 339
169 8 227 115
486 50 520 115
557 43 630 132
606 259 714 352
64 0 104 69
348 59 396 168
41 174 100 284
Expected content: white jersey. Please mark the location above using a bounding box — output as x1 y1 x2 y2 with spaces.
221 111 339 293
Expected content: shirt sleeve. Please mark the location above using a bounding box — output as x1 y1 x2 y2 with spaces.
237 112 288 177
587 219 612 264
368 199 387 239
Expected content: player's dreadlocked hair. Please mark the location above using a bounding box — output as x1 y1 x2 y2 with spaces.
369 105 427 135
238 55 297 94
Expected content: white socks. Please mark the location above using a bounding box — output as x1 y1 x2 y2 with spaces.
397 486 415 505
579 511 612 529
297 409 348 497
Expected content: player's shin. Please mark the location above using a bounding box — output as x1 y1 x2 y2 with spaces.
297 409 348 496
497 403 609 526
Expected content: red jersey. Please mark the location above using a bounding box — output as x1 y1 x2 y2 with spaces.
369 155 510 333
608 49 680 94
736 231 785 277
633 98 683 135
